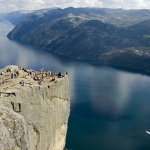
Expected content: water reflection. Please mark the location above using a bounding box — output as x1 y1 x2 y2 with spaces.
1 20 150 150
67 65 150 150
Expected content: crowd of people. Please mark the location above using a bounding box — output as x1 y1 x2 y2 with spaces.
0 66 68 86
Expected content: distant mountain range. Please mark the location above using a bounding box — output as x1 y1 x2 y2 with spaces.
5 7 150 72
1 10 33 25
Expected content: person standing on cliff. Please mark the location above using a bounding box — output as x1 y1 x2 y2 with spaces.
11 73 13 79
42 73 44 79
16 70 19 77
20 80 25 86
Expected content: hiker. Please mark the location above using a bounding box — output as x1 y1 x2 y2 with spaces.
48 71 51 76
7 68 10 72
42 73 44 79
62 73 65 77
11 73 14 79
1 71 4 75
18 66 22 70
51 72 54 77
20 80 25 86
38 80 42 85
51 77 55 81
10 68 13 73
34 76 37 80
45 72 48 77
29 70 32 75
58 72 62 78
24 68 27 72
16 71 19 76
14 73 17 78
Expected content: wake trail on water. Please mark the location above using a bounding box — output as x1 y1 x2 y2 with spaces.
145 130 150 134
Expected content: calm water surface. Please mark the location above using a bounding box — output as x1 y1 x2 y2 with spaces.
1 20 150 150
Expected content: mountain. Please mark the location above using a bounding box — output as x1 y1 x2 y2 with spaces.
7 7 150 72
1 10 33 25
1 8 59 25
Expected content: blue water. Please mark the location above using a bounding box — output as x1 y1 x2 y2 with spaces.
1 20 150 150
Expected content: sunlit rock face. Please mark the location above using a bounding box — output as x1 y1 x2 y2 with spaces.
0 65 71 150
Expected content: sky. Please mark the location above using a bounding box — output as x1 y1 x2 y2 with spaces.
0 0 150 13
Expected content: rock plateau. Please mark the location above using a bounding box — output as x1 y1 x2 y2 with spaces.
0 65 71 150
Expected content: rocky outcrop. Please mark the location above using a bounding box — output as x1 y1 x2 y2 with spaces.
0 65 71 150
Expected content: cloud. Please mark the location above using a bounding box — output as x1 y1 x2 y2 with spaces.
0 0 150 13
98 0 150 9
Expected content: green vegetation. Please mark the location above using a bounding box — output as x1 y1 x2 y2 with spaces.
7 7 150 72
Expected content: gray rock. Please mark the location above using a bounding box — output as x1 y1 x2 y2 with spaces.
0 65 71 150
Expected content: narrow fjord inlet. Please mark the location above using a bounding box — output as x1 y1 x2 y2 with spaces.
0 20 150 150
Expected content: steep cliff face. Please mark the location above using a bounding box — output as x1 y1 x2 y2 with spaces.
0 65 71 150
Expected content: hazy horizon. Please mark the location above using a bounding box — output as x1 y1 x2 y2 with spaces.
0 0 150 13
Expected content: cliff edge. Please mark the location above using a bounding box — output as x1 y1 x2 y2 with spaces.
0 65 71 150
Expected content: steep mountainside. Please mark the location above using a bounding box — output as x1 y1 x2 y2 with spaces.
7 7 150 71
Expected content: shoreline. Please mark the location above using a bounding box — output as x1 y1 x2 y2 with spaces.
7 37 150 77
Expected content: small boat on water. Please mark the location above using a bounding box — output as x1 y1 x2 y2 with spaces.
145 130 150 134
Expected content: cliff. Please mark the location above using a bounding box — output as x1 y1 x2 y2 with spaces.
7 8 150 72
0 65 71 150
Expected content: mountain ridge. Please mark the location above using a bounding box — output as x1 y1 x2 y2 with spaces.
7 7 150 71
